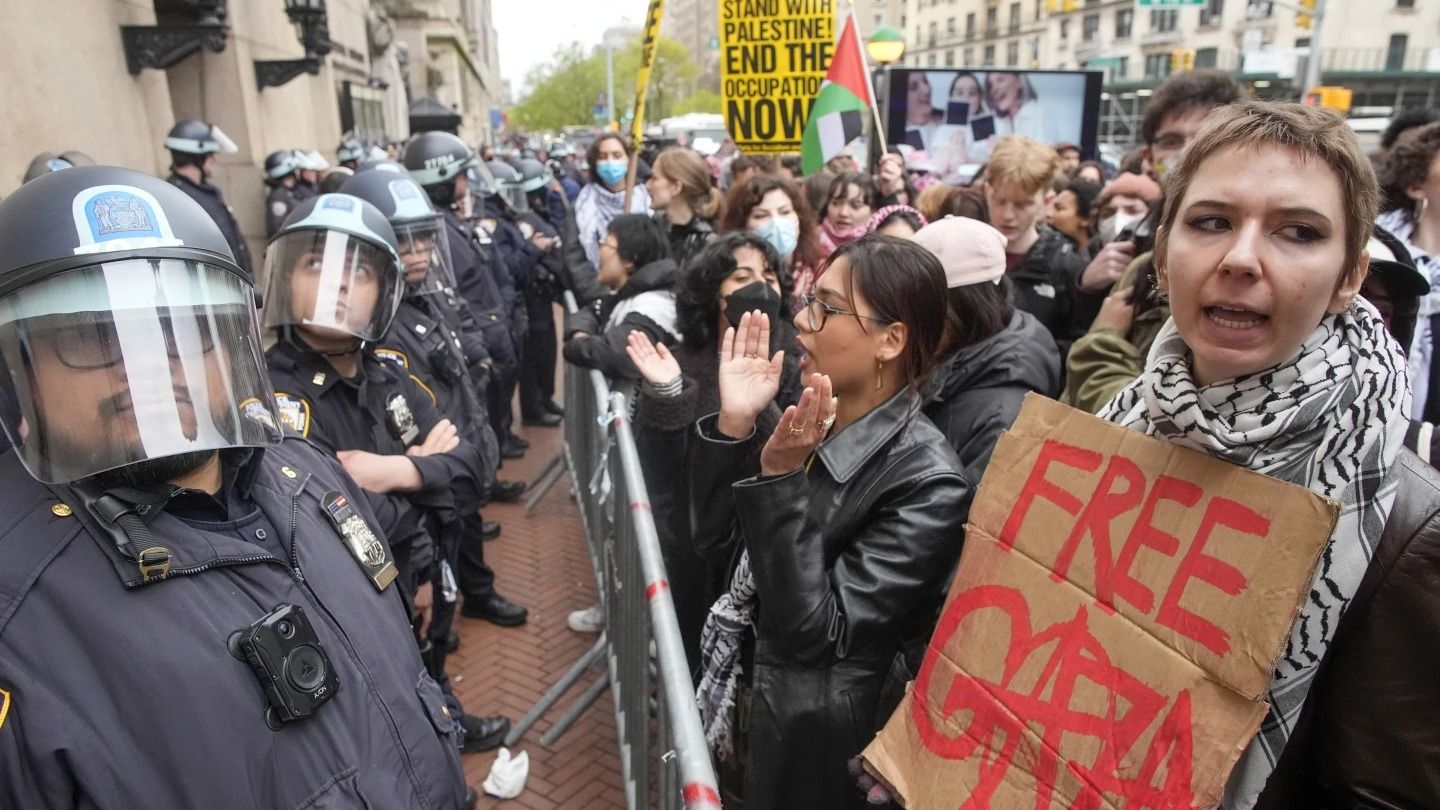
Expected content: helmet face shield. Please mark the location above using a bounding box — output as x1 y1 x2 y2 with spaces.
393 218 452 287
0 260 281 484
262 229 403 344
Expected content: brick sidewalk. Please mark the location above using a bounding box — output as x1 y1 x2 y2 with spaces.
449 420 626 809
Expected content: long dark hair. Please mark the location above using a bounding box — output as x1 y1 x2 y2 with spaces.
675 232 790 347
821 172 878 221
826 234 950 391
943 279 1014 356
718 175 824 270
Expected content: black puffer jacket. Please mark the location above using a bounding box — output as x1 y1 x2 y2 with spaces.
657 213 715 271
690 392 972 810
923 310 1062 486
1008 226 1087 357
561 258 682 380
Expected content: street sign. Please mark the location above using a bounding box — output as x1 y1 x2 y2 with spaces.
1138 0 1205 6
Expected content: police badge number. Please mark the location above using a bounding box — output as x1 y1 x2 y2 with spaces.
319 490 397 591
385 393 419 444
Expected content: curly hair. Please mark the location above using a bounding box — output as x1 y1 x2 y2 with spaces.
1379 121 1440 215
674 232 790 347
718 174 824 270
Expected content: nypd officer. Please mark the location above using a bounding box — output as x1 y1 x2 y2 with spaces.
261 192 512 751
339 168 529 631
163 118 252 276
263 149 306 238
0 166 470 808
337 137 366 172
512 157 567 425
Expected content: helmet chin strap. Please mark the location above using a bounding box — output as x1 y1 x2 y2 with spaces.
283 325 364 357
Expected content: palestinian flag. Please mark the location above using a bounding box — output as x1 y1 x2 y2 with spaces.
801 14 873 175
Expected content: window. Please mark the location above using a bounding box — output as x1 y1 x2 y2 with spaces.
1247 0 1272 18
900 14 906 27
1035 0 1044 21
1196 46 1218 68
874 13 883 27
1030 37 1040 62
1115 9 1133 39
966 12 976 38
1007 40 1019 65
984 44 996 65
948 16 957 34
1387 33 1408 71
1082 13 1100 43
1009 2 1021 31
1398 0 1415 7
1199 0 1225 26
946 49 956 66
928 52 938 66
1060 18 1070 40
1116 56 1129 79
1150 9 1178 31
928 20 938 44
1145 52 1171 78
964 46 975 65
986 7 998 32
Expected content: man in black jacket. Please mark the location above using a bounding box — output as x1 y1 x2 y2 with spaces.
163 119 252 276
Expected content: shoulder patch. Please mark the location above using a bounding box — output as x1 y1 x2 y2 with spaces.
0 686 10 731
374 347 410 368
270 200 289 217
274 392 311 437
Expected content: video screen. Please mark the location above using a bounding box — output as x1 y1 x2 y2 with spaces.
886 69 1102 181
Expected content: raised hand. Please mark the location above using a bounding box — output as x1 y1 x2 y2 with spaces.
716 311 784 439
625 330 682 386
760 373 837 477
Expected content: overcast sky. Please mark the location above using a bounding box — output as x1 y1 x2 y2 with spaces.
494 0 652 95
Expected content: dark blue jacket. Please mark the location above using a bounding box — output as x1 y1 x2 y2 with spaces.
0 438 467 809
166 172 253 276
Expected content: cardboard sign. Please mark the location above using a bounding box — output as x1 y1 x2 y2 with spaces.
863 395 1337 809
719 0 835 154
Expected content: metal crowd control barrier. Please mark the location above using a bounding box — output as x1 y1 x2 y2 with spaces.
508 291 721 810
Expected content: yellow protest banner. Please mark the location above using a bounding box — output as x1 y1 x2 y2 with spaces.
719 0 836 154
624 0 666 210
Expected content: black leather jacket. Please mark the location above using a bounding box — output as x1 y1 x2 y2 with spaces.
1256 448 1440 809
690 391 973 810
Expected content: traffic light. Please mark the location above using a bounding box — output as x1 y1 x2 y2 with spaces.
1297 0 1315 30
1170 49 1195 73
1305 86 1353 113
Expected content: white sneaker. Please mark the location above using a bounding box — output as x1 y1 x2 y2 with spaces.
567 604 604 633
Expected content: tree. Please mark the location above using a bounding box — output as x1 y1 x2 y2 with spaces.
672 90 723 116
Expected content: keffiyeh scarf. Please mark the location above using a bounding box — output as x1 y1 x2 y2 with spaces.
1098 300 1409 806
696 550 757 760
575 182 650 266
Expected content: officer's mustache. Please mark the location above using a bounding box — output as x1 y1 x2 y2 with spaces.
97 388 195 420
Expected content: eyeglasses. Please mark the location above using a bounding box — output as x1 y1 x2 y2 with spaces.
800 293 888 332
598 240 618 253
35 314 218 370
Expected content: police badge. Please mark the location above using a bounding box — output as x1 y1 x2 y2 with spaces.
385 393 419 444
319 490 397 591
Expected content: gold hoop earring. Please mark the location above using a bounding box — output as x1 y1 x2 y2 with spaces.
876 358 885 391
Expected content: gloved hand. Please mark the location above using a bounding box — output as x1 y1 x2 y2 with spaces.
847 755 897 806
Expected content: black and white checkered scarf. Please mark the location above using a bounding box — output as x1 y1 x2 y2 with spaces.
696 550 756 760
1099 299 1409 807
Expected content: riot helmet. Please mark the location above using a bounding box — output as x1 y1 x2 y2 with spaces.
23 153 78 184
401 131 476 206
339 170 453 290
165 119 238 176
336 137 365 167
357 158 408 175
318 166 354 194
0 166 282 484
262 194 404 351
514 158 554 212
264 150 304 185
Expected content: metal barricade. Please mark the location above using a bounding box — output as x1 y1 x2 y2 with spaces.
507 292 721 810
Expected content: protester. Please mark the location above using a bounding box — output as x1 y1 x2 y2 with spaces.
1075 159 1106 185
720 174 826 309
818 171 878 255
727 154 773 191
575 133 651 266
802 169 835 216
982 135 1085 353
865 204 926 238
874 149 917 207
624 233 803 663
1048 178 1102 254
1097 99 1440 809
1377 121 1440 421
1056 142 1082 175
646 147 722 269
914 214 1061 484
914 181 956 222
691 235 969 810
776 155 803 181
562 214 679 382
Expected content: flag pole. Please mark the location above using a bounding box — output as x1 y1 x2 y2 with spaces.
847 0 888 150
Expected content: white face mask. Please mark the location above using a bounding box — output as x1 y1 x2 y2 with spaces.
1099 210 1143 243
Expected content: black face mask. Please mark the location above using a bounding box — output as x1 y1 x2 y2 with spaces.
723 281 782 329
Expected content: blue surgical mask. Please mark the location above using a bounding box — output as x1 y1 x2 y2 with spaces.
596 159 628 187
753 217 799 259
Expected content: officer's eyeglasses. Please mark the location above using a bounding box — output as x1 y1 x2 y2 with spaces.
800 293 887 332
35 315 217 370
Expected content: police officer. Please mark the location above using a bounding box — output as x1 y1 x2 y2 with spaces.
511 158 567 425
337 137 365 171
21 151 92 184
402 134 528 466
0 166 472 808
339 169 529 630
163 118 252 276
261 192 513 753
263 149 305 238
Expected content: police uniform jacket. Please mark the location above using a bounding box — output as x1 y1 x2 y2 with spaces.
264 340 486 527
374 296 500 480
0 438 468 809
166 172 253 276
266 183 302 238
441 209 517 370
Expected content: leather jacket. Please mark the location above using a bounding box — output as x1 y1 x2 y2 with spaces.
690 391 973 810
1255 448 1440 809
